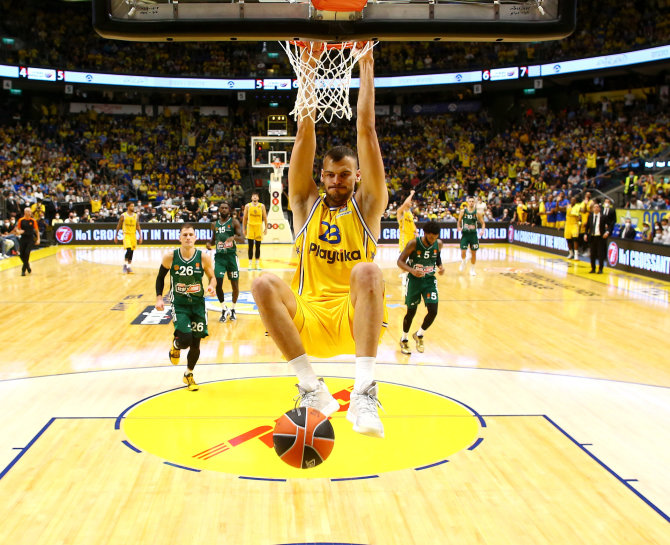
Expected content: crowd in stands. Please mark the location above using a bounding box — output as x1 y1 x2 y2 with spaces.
1 0 668 78
1 93 669 254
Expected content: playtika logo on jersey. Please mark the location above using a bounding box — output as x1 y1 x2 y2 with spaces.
308 242 361 264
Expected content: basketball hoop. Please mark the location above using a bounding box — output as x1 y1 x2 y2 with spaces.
280 39 375 124
271 158 285 182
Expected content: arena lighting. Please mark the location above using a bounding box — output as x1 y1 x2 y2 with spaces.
2 43 669 90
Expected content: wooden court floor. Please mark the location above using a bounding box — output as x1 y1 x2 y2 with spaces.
0 243 668 544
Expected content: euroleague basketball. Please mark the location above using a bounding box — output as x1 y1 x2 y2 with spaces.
273 407 335 469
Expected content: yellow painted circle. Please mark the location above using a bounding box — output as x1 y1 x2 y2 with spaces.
122 377 481 479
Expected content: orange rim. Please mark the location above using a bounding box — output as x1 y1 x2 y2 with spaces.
289 40 356 50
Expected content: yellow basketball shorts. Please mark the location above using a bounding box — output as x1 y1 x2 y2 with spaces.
123 234 137 250
247 223 264 241
292 291 389 359
564 225 580 239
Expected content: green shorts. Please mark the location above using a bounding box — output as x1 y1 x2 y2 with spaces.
460 231 479 251
171 299 209 338
405 275 439 309
214 253 239 280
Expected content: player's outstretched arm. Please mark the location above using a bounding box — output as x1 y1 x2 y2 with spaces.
289 43 322 228
396 190 415 220
155 252 173 311
355 43 387 235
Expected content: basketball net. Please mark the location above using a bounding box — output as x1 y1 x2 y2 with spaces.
271 159 285 182
281 40 376 124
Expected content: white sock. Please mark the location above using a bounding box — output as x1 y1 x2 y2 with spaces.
401 332 408 341
289 354 318 391
417 327 425 337
231 303 236 309
354 357 376 393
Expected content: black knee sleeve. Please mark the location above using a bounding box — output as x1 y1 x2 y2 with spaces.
421 303 438 330
216 277 225 303
248 239 254 260
174 330 193 350
125 248 134 262
187 337 201 370
254 240 261 259
403 307 418 332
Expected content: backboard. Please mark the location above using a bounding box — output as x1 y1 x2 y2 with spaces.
93 0 576 43
251 136 296 169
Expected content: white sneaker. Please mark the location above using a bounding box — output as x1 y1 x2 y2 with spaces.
295 378 340 417
122 264 127 274
470 267 477 276
346 382 384 438
459 260 466 272
567 250 574 259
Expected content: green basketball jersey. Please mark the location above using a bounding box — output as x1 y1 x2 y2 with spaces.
462 207 478 232
214 218 236 255
170 248 205 304
406 237 439 277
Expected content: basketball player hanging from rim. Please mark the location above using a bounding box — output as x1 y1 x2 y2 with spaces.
206 202 245 322
397 221 444 355
243 192 267 270
252 41 388 438
155 224 217 391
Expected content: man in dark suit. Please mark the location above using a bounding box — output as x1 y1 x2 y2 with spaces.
584 202 610 273
620 218 637 240
601 197 616 233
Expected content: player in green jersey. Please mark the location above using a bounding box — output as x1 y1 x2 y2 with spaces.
206 202 244 322
396 221 444 355
155 223 216 391
457 195 485 276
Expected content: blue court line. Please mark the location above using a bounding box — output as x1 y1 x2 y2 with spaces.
467 437 484 451
542 415 670 524
0 418 55 480
163 461 200 472
415 459 449 471
331 475 379 482
239 476 287 482
625 479 639 482
11 447 23 450
580 443 593 446
122 440 141 453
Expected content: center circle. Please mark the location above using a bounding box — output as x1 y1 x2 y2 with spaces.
122 377 481 479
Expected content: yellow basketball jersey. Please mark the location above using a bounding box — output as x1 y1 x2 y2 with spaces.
247 203 263 226
399 210 416 237
291 195 377 299
122 212 137 236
